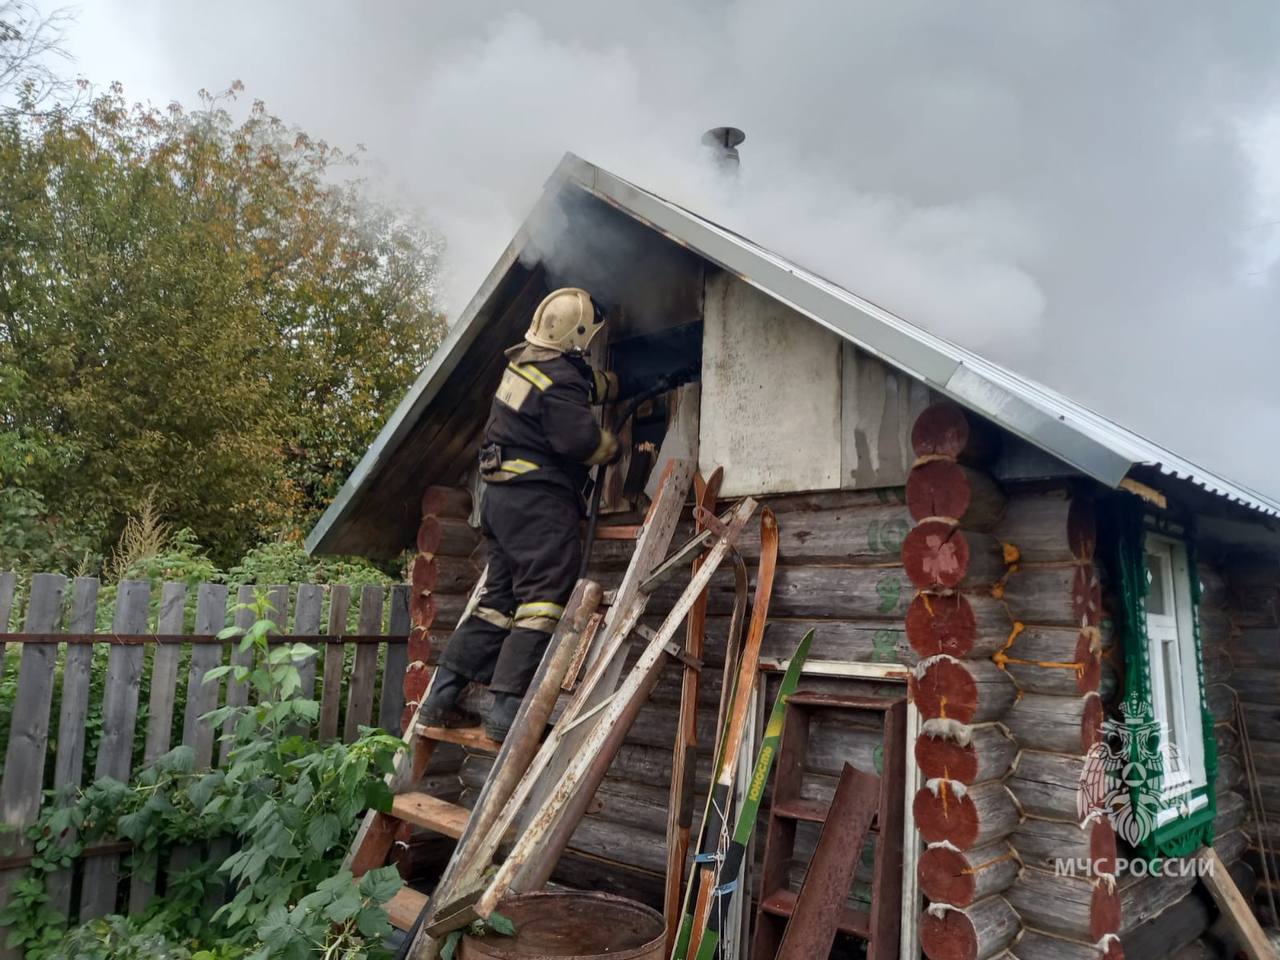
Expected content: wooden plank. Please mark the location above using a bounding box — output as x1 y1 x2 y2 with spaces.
1200 847 1277 960
380 585 410 733
80 579 150 921
182 583 230 768
0 571 15 686
130 582 188 914
0 574 66 958
344 586 383 742
320 585 351 741
220 585 257 766
46 577 101 918
143 582 187 765
294 583 324 706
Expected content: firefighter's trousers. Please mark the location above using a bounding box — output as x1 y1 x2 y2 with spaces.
439 481 581 696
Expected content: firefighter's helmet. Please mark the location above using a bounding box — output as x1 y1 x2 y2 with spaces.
525 288 606 354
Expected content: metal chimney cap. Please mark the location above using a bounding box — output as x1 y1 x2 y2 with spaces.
701 126 746 150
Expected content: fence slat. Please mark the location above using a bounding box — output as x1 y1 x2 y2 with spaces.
379 585 410 734
294 584 323 703
47 577 102 917
220 586 257 767
182 583 229 769
343 586 383 743
0 571 15 684
129 582 187 915
320 585 350 741
80 579 151 921
0 573 67 959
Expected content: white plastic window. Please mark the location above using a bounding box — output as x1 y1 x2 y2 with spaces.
1144 533 1207 821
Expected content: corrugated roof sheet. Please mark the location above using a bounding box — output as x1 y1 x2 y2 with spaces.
307 153 1278 554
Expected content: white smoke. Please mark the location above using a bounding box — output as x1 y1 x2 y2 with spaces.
64 0 1280 499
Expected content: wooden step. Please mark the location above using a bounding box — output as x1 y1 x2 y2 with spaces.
759 888 870 938
788 691 899 711
771 797 829 823
387 885 428 930
422 725 502 754
391 792 471 839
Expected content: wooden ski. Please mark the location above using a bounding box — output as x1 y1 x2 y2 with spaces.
663 467 724 949
688 629 815 960
672 507 780 960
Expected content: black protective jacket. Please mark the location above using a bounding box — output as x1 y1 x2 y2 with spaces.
480 343 636 498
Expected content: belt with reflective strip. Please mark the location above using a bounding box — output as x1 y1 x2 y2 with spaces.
515 600 565 620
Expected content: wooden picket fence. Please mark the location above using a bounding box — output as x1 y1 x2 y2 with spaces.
0 571 412 950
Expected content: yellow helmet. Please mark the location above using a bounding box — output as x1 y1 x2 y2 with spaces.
525 287 606 354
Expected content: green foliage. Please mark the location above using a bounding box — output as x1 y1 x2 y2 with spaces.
0 80 445 568
0 591 406 958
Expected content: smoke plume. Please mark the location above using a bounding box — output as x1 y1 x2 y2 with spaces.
66 0 1280 499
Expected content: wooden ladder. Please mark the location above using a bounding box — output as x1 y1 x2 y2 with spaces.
750 692 907 960
339 459 700 941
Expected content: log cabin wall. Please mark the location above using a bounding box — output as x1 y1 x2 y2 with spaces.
1116 553 1252 958
903 402 1025 960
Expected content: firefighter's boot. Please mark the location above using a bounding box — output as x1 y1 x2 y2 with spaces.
417 667 479 728
484 692 522 743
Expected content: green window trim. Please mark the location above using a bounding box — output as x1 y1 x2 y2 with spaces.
1110 500 1217 862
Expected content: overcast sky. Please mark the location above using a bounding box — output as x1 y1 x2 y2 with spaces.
59 1 1280 501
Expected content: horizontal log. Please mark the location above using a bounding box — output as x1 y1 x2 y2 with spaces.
1206 683 1235 724
1231 668 1280 706
410 553 480 596
1121 857 1254 959
903 522 1008 590
1196 564 1228 611
911 401 1001 465
1011 931 1123 960
919 840 1019 907
993 492 1096 566
1011 817 1116 877
417 515 481 558
1006 868 1119 941
1229 627 1280 668
907 460 1007 530
1201 648 1231 686
906 591 1013 660
1002 626 1101 697
914 779 1020 850
911 657 1019 723
551 849 665 910
1007 751 1087 821
421 485 473 521
919 895 1019 960
1001 564 1102 628
1241 701 1280 742
0 632 401 646
1197 608 1233 650
1003 693 1103 755
1225 558 1280 625
916 720 1018 784
1215 790 1247 834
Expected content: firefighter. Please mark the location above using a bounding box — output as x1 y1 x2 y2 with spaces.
417 287 644 741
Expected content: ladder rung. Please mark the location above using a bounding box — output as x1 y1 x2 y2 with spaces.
787 692 901 711
391 792 472 839
771 797 829 823
760 888 870 938
421 725 502 754
387 885 428 930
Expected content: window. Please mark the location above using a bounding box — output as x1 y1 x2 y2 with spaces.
1143 533 1209 826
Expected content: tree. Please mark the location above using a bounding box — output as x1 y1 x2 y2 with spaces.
0 83 446 568
0 1 73 114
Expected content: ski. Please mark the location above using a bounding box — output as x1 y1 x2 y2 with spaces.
663 466 725 949
689 628 814 960
671 507 780 960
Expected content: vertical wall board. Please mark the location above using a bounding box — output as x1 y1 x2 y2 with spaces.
47 577 101 917
379 585 410 734
80 579 151 921
344 586 384 742
0 570 15 668
320 585 351 741
644 381 701 501
294 583 324 704
0 574 66 959
220 586 258 766
698 273 842 497
841 342 934 490
183 583 229 769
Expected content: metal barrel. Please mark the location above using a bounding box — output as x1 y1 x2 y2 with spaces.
461 892 664 960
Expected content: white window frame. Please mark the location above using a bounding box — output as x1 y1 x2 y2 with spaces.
1143 532 1208 824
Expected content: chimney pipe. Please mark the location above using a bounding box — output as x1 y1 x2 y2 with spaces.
701 126 746 176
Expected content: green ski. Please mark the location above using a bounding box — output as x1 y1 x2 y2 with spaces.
672 628 814 960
